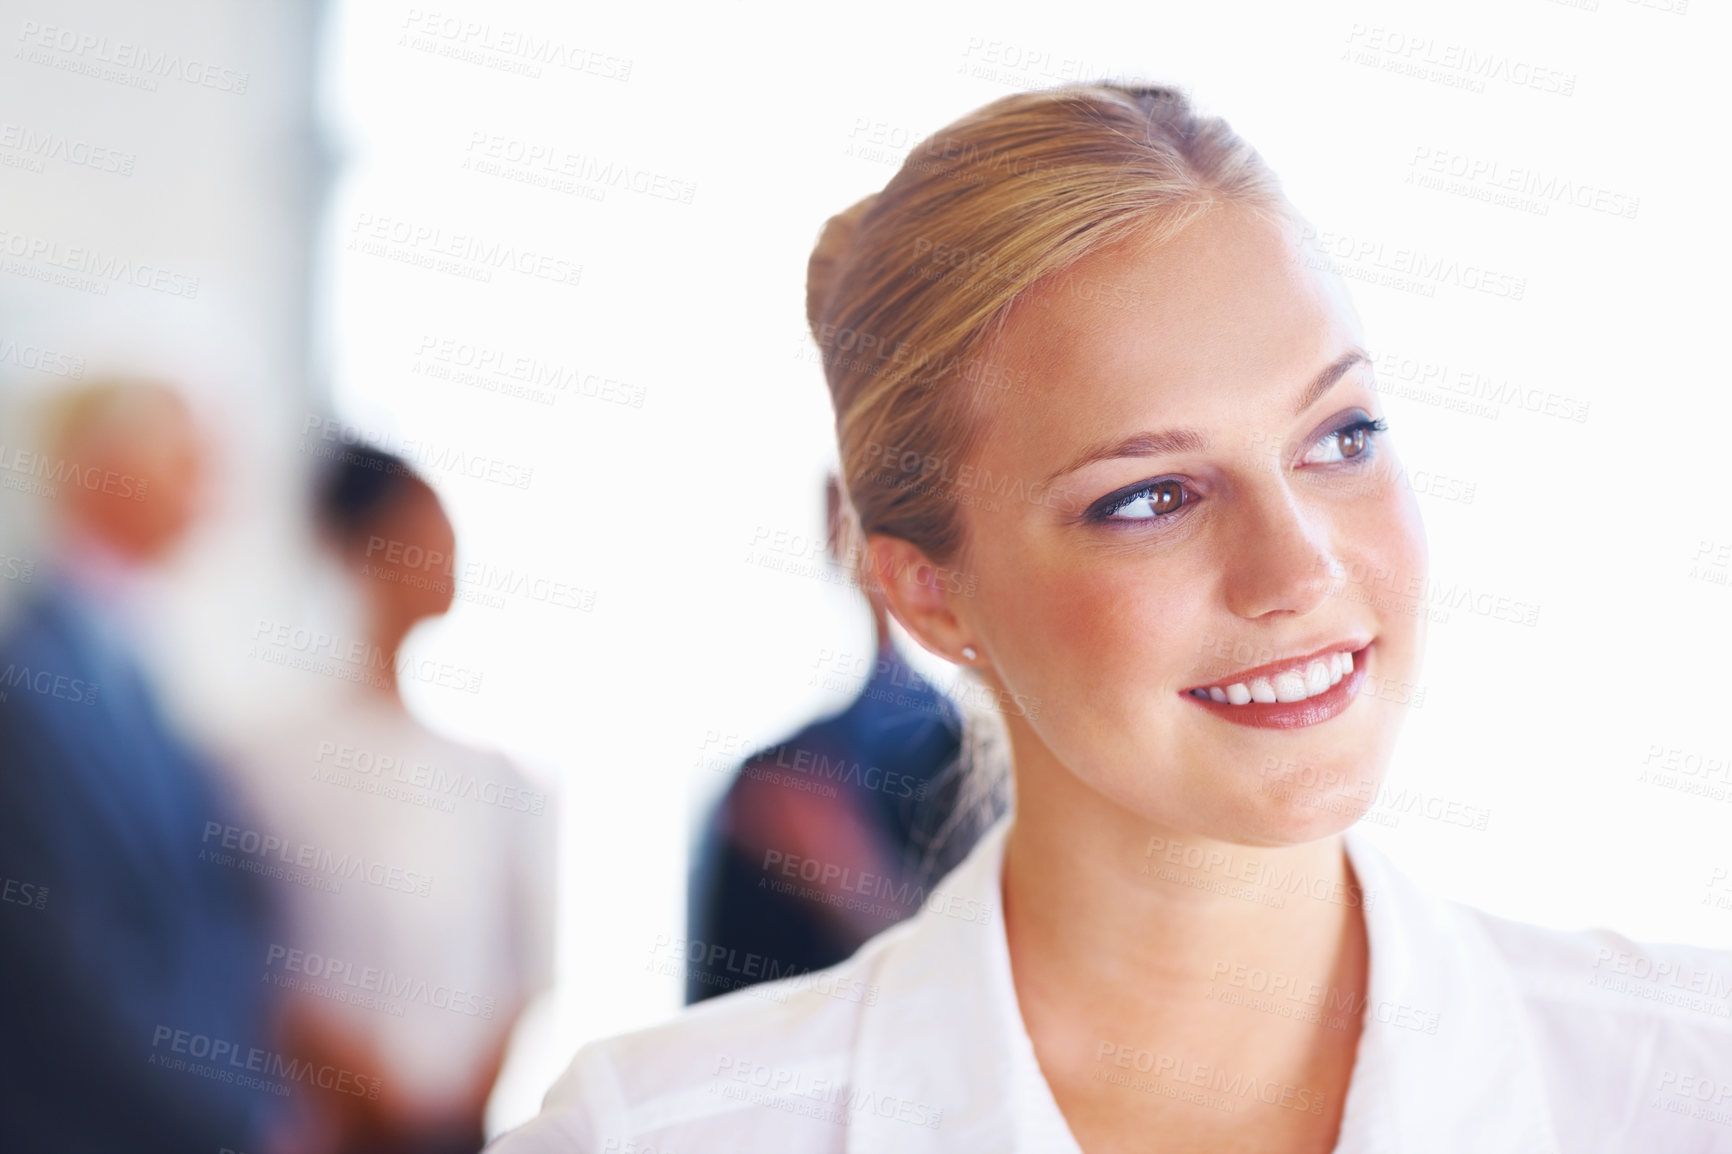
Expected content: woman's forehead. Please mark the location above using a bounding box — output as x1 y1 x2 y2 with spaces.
983 208 1363 433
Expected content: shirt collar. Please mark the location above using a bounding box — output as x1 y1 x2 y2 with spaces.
846 816 1560 1153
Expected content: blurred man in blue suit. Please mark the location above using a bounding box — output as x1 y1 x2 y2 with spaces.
0 382 277 1153
684 478 1007 1003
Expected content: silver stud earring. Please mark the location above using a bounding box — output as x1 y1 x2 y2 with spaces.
961 645 978 661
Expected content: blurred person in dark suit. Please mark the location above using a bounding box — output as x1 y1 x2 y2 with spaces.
683 477 1005 1003
0 380 278 1154
223 445 554 1154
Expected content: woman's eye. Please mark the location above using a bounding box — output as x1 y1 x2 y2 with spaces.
1101 479 1189 521
1302 418 1387 466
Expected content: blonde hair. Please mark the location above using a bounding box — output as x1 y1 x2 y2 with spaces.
807 83 1289 570
804 84 1291 852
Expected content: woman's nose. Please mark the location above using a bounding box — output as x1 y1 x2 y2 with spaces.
1219 485 1344 621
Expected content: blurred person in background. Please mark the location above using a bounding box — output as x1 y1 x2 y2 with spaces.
683 475 1004 1003
0 380 279 1153
223 444 554 1154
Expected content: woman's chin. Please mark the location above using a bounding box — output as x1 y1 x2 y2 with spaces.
1171 773 1383 849
1237 782 1380 846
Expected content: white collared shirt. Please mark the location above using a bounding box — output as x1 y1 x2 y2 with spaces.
491 817 1732 1153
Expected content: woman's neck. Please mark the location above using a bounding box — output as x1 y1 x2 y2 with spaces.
1000 752 1369 1150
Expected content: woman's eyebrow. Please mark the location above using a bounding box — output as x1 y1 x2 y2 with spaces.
1042 348 1371 485
1043 427 1207 485
1292 348 1370 416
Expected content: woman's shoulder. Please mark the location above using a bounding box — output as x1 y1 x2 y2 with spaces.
488 922 918 1153
1349 829 1732 1032
1462 903 1732 1029
1345 830 1732 1144
1458 903 1732 1142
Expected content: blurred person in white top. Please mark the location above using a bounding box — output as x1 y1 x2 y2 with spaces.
232 444 553 1154
489 83 1732 1153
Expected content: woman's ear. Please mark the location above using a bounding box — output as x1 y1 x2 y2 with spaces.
865 534 974 663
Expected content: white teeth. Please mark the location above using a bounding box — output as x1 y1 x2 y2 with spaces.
1273 670 1308 702
1193 649 1361 706
1304 659 1332 695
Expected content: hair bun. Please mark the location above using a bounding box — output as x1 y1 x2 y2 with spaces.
806 193 877 343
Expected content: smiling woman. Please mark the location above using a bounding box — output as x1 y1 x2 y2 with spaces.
492 84 1732 1154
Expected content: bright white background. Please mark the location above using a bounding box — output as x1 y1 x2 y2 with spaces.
5 0 1718 1138
314 0 1732 1130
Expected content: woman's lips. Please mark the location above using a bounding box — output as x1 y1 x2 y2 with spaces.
1181 645 1371 730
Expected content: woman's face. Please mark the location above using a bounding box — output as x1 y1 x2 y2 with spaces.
943 204 1429 846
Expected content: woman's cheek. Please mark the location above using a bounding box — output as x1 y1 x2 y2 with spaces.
1364 483 1430 678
